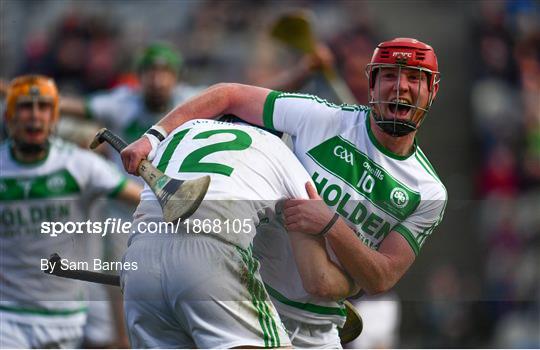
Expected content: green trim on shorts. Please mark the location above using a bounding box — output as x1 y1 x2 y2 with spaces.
262 91 281 130
0 305 88 316
236 247 280 348
265 284 347 317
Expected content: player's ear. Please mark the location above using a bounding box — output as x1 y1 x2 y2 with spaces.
431 82 440 100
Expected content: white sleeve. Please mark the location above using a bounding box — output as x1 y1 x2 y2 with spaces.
393 184 447 256
262 91 352 144
267 140 311 200
86 87 131 126
70 149 127 199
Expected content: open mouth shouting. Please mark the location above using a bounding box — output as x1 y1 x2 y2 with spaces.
23 124 47 142
387 99 414 119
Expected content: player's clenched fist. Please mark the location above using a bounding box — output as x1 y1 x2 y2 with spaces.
284 182 334 235
121 137 152 175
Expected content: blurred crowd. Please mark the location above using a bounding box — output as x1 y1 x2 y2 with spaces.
1 0 538 348
471 0 539 348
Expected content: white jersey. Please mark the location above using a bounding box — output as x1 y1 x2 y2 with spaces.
0 138 126 325
86 84 204 143
133 119 311 250
257 91 448 326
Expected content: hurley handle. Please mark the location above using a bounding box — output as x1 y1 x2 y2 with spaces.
96 129 128 153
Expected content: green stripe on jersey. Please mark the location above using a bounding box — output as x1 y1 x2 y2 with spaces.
415 148 442 183
0 169 80 201
262 90 371 132
265 284 346 317
263 91 281 130
307 136 420 221
275 92 364 112
365 114 415 160
0 305 88 316
393 224 420 256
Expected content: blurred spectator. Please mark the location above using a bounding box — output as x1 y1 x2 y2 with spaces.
515 32 540 186
19 12 122 94
476 143 520 197
471 0 540 348
330 24 378 104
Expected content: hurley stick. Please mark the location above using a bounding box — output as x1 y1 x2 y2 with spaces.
90 128 210 222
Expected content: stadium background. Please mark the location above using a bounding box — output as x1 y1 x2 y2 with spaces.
1 0 538 347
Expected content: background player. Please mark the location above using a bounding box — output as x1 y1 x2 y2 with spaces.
121 37 448 346
60 42 203 144
0 75 141 348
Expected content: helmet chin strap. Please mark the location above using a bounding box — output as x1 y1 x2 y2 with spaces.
372 107 418 137
374 117 417 137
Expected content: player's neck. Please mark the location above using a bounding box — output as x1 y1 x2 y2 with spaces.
10 142 49 164
370 117 416 157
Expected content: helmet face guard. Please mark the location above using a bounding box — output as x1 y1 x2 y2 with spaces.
365 38 440 137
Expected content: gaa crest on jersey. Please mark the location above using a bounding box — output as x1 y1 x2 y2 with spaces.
390 187 409 208
333 145 354 165
46 174 66 193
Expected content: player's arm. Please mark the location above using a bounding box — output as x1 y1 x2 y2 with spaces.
285 182 415 295
121 83 270 175
157 83 269 132
59 95 87 118
115 179 142 205
289 231 359 300
326 224 415 295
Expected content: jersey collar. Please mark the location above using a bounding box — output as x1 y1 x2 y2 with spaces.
365 110 416 161
8 139 51 166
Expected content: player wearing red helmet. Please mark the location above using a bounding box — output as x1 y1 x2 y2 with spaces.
366 38 440 137
121 38 447 347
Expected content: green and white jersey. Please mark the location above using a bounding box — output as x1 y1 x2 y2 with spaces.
254 220 350 327
0 138 126 325
258 91 447 326
87 84 204 143
133 119 311 250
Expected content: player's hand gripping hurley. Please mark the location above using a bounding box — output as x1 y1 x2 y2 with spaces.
90 128 210 222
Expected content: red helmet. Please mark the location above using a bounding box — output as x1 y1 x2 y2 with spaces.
365 38 440 137
367 37 439 90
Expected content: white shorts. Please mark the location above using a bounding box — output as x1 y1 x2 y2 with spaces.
281 315 342 349
121 234 290 348
82 285 115 346
0 317 83 348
